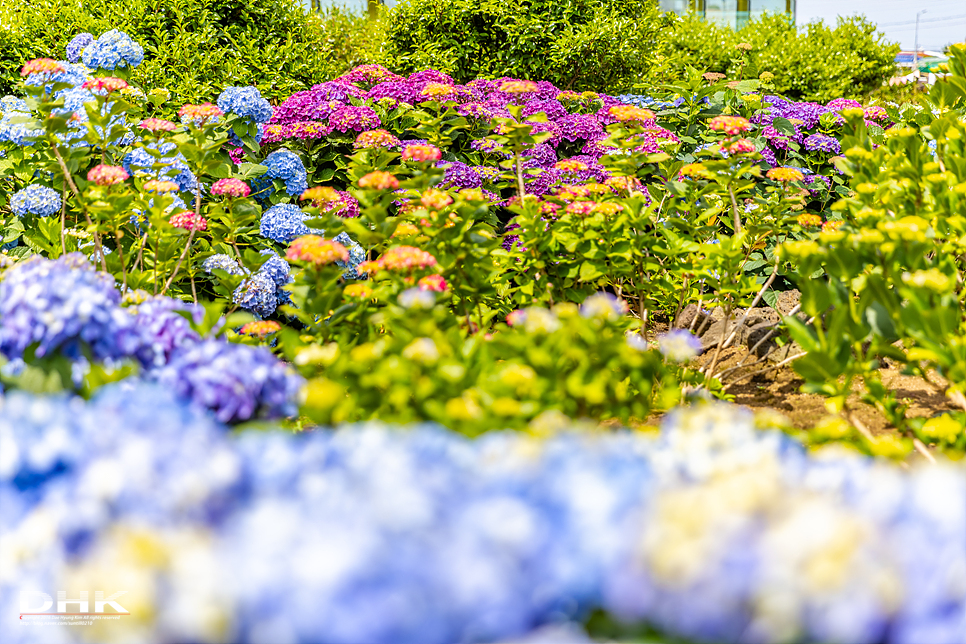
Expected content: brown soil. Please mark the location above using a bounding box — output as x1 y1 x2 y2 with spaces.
701 345 956 435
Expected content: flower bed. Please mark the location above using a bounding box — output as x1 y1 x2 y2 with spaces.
2 28 966 644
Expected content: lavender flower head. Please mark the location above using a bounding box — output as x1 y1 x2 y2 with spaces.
657 329 702 362
366 81 418 105
233 272 278 318
127 296 203 367
10 184 61 217
438 161 483 189
0 253 141 361
66 33 94 63
154 340 304 423
804 133 841 155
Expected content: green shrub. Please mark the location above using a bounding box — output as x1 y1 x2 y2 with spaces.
0 0 382 105
653 12 899 102
382 0 670 93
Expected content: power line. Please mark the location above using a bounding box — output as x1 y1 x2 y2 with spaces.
887 19 966 32
878 13 966 27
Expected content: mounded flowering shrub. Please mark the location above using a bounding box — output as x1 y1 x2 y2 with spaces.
0 254 303 422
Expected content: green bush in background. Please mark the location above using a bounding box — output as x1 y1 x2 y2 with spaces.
653 12 899 102
0 0 383 105
382 0 670 93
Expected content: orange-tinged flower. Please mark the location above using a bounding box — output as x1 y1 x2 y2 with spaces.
87 164 129 186
419 82 457 99
139 118 178 132
169 211 208 231
343 283 373 299
421 188 453 210
401 143 442 162
392 222 420 238
822 220 844 233
418 274 448 292
766 167 805 182
566 201 596 216
797 213 822 227
300 186 340 204
679 163 708 179
708 115 751 135
593 202 624 216
143 179 180 194
605 176 643 193
358 171 399 190
82 77 128 93
724 138 756 154
286 235 349 265
703 72 726 82
554 159 589 172
608 105 655 123
239 320 282 337
353 129 400 149
21 58 65 76
499 80 538 94
178 102 223 125
364 246 437 273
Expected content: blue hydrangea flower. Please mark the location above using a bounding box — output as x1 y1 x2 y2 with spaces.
154 340 304 422
217 86 273 124
22 61 89 97
82 29 144 70
0 106 43 146
66 32 94 63
233 272 278 318
203 253 247 276
257 251 291 288
123 142 198 194
334 231 366 279
0 253 142 360
259 203 316 244
10 184 61 217
250 149 308 202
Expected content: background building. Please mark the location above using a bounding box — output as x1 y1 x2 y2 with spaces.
660 0 796 30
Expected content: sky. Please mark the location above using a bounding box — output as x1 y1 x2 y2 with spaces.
797 0 966 52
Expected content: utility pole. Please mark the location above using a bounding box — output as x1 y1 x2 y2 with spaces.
913 10 927 71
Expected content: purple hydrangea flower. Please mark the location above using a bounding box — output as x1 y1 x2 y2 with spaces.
407 69 455 85
438 161 483 189
0 254 141 361
154 340 304 422
521 99 568 121
804 133 841 154
233 272 278 318
328 105 381 133
521 144 558 169
65 33 94 63
557 114 606 142
657 329 702 362
366 81 418 105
